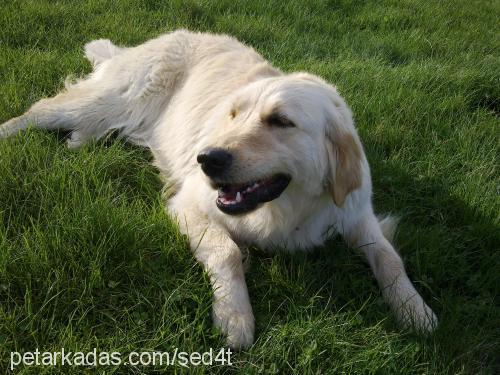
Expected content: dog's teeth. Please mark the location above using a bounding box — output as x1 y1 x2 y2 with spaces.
236 192 242 203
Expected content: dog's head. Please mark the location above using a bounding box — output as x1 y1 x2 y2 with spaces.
198 73 364 215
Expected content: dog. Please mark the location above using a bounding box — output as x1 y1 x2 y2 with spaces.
0 30 437 348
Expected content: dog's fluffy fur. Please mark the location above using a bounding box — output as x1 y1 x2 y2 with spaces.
0 30 437 348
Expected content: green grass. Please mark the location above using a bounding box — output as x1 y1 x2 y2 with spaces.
0 0 498 373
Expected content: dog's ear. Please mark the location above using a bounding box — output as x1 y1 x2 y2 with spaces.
294 72 363 206
325 129 362 207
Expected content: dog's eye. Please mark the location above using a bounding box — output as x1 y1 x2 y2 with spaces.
265 114 295 128
229 109 237 119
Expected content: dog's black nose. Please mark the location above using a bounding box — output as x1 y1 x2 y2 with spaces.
197 148 233 177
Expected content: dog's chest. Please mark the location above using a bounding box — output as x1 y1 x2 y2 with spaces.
223 203 337 252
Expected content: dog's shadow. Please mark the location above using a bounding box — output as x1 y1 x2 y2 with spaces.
244 152 498 360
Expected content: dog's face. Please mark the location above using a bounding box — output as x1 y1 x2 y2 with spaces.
198 73 363 215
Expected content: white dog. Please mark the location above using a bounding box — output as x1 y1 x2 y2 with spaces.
0 30 437 348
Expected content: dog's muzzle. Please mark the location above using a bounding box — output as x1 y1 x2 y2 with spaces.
197 148 291 215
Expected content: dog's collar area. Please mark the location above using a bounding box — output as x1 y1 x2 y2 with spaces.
215 174 291 215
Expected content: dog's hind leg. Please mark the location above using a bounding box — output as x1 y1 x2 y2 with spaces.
0 45 138 148
0 81 119 148
0 39 136 145
1 30 196 147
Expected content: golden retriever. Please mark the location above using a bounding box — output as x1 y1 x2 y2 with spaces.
0 30 437 348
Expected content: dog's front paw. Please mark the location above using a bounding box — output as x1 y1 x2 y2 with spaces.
397 296 438 333
212 304 255 349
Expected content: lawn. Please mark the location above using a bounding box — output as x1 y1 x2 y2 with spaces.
0 0 498 373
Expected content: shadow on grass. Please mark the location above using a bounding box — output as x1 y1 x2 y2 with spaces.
245 154 498 372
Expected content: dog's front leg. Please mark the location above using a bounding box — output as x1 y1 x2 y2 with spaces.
174 207 254 349
345 212 438 332
196 227 254 349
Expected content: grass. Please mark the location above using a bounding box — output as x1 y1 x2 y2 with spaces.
0 0 498 373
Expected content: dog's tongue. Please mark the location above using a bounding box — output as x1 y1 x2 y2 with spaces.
218 185 240 203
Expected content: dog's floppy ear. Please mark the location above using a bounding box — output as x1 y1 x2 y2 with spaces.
293 72 363 206
325 128 363 207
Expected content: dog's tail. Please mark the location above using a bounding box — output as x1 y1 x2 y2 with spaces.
84 39 126 67
378 215 400 244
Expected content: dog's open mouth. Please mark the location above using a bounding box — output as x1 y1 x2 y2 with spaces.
215 174 291 215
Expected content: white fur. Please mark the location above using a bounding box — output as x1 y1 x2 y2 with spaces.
84 39 127 68
0 30 437 348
